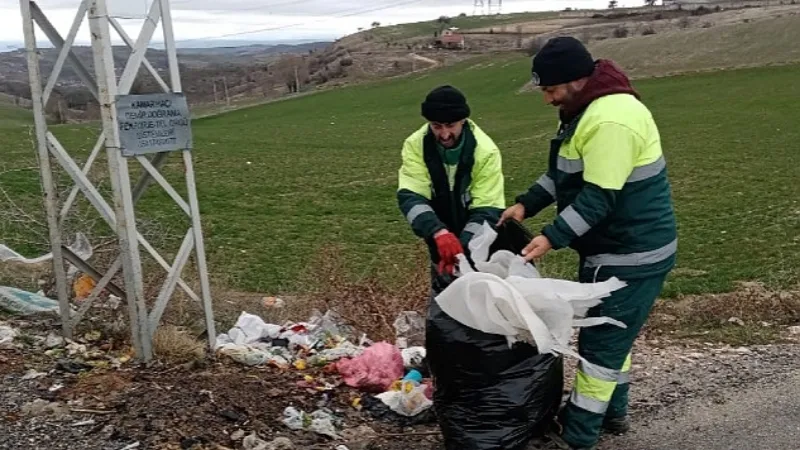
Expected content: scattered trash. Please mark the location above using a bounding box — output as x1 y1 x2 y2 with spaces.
728 317 745 326
360 394 437 427
375 380 433 417
21 399 70 417
21 368 48 380
337 342 404 393
262 296 285 308
243 433 294 450
73 274 96 300
0 286 61 315
282 406 340 439
230 429 246 441
45 332 64 349
216 310 365 371
393 311 425 349
72 419 97 427
400 346 426 371
0 232 91 265
0 322 19 349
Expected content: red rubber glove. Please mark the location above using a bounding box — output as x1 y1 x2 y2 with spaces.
434 230 464 275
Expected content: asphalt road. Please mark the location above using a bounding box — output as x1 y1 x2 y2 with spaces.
603 370 800 450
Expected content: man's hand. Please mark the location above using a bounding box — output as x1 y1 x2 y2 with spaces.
498 203 526 226
434 230 464 275
521 235 552 262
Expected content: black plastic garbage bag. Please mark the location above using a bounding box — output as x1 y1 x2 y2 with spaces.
425 219 565 450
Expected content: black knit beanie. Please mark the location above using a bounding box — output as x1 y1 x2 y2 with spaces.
421 85 470 123
531 36 596 87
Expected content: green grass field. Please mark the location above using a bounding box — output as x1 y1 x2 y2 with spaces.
1 57 799 300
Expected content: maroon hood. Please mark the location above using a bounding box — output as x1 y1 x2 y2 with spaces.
560 59 639 123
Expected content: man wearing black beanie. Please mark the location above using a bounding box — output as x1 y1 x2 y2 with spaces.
501 37 678 450
397 85 505 286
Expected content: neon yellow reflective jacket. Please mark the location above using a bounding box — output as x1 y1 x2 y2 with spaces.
397 119 506 254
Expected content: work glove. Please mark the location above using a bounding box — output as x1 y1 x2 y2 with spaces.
434 230 464 275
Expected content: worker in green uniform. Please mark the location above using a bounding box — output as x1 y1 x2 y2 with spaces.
397 85 505 293
500 37 677 450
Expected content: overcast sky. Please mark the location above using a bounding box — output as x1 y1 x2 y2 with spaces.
1 0 636 47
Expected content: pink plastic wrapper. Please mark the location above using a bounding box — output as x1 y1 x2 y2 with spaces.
336 342 404 393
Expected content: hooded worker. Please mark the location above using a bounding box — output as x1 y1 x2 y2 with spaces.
500 37 678 450
397 85 505 293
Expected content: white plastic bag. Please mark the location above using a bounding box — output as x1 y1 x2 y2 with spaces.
375 382 433 417
435 221 626 362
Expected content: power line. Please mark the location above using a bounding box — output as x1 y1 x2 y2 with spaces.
175 0 425 44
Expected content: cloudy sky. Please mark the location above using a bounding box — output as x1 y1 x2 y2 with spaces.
2 0 636 47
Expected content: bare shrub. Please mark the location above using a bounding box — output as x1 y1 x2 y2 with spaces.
298 244 430 342
613 27 630 38
153 325 205 363
641 26 656 36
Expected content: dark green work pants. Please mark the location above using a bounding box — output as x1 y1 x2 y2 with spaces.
559 273 667 449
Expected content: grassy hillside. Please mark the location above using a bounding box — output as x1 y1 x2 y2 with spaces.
0 96 32 127
590 14 800 78
349 11 559 44
1 56 799 299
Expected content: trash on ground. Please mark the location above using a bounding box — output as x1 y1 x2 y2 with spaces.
393 311 425 349
336 342 404 393
215 309 366 374
0 322 19 349
262 296 285 308
72 274 96 300
0 286 61 315
400 346 426 371
0 233 91 265
282 406 340 439
21 368 48 380
375 378 433 417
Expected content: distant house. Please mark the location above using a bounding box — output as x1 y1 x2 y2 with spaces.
435 27 465 49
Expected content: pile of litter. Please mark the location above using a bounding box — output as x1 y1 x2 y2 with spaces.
215 308 434 428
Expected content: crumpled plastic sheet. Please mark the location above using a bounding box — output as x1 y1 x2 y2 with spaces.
0 322 18 349
436 222 627 362
393 311 426 348
0 286 61 315
282 406 340 439
0 233 92 279
336 341 404 393
401 346 426 369
375 382 433 417
215 311 366 367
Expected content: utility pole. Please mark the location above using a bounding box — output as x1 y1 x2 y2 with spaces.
221 76 230 106
212 79 218 104
294 66 300 93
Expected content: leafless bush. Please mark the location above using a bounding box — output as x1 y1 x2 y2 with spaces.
153 325 205 363
702 21 713 28
297 244 430 342
678 17 691 29
641 26 656 35
613 27 630 38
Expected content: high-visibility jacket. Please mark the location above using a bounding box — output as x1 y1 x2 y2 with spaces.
516 93 677 280
397 119 506 263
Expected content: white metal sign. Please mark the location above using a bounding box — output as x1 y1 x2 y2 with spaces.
117 93 192 156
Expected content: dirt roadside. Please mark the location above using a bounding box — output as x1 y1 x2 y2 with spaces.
2 317 799 450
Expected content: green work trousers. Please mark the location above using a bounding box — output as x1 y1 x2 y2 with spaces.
558 273 667 449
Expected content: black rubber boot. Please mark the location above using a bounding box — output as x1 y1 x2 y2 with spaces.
602 415 631 435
